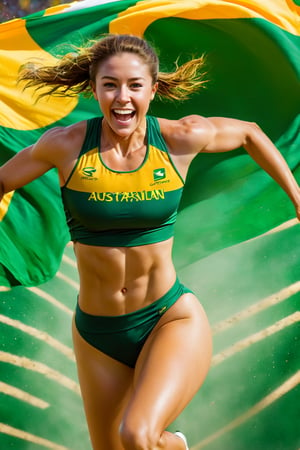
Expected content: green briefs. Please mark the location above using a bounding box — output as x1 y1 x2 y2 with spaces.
75 278 193 368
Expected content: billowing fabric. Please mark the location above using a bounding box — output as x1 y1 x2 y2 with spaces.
0 0 299 286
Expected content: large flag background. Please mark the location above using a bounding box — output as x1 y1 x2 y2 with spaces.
0 0 299 448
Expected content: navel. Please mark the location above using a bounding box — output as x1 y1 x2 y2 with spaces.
121 287 128 294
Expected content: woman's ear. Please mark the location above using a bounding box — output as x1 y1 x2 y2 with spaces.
151 82 158 100
90 81 97 100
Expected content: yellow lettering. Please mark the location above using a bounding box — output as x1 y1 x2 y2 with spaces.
87 190 165 202
105 193 113 202
132 192 141 201
127 192 136 202
96 193 105 201
120 192 129 202
156 190 165 199
88 192 97 201
146 190 161 200
138 191 145 201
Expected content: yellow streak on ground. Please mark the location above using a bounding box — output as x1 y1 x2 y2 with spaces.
191 371 300 449
0 314 75 361
212 312 299 367
0 382 49 409
212 281 300 334
62 253 77 268
56 271 79 290
0 423 69 450
26 287 73 316
244 218 299 243
0 351 80 394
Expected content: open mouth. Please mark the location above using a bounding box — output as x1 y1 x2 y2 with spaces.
112 109 136 122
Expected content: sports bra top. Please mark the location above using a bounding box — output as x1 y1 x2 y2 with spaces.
61 116 185 247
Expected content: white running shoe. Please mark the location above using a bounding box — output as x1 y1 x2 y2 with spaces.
174 431 189 449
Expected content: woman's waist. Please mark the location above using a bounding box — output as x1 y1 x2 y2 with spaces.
78 269 177 316
74 240 176 315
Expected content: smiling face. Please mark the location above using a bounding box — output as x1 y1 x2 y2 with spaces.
91 52 158 138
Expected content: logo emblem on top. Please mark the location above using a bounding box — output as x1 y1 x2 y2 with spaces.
82 167 97 178
153 168 166 182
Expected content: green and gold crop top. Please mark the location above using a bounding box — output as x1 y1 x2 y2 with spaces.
61 116 184 247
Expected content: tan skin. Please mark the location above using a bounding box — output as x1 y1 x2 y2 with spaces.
1 52 300 449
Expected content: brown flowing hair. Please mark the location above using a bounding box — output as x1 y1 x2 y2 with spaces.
18 34 206 101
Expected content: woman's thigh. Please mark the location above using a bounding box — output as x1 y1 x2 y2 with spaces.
123 293 212 435
72 319 134 450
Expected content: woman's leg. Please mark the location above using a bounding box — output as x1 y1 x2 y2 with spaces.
72 319 134 450
119 293 212 450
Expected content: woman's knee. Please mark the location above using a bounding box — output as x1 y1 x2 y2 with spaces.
119 417 160 450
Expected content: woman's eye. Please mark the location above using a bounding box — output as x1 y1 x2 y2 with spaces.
103 82 115 88
131 83 142 89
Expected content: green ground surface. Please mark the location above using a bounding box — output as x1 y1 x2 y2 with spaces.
0 222 299 449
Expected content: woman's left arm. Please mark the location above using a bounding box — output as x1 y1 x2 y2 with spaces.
200 117 300 220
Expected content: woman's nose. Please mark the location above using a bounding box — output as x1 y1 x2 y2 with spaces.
116 86 130 103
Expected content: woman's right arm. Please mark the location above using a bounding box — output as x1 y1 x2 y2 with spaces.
0 146 51 201
0 128 65 202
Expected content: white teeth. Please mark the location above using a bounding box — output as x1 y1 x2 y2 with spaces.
114 109 134 114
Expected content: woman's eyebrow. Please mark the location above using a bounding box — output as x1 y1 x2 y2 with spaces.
100 76 145 81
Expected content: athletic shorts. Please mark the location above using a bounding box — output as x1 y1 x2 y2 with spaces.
74 278 193 368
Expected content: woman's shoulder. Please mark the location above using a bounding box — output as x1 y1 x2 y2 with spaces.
39 120 87 147
33 120 86 167
157 115 213 154
158 113 206 129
